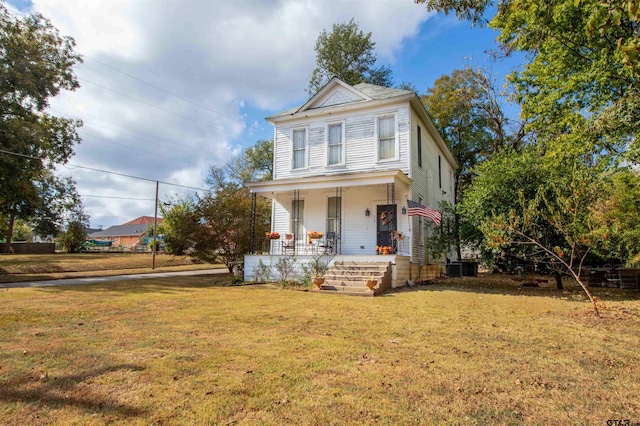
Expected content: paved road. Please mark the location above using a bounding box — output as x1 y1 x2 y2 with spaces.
0 269 229 289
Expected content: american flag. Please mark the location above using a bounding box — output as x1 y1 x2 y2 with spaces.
407 199 442 226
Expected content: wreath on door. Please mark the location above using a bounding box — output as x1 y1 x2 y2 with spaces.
380 210 393 225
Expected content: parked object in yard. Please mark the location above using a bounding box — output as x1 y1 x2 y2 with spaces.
617 268 640 289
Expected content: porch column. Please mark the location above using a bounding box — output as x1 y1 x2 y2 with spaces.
386 182 396 234
293 189 300 255
335 186 342 254
250 192 257 254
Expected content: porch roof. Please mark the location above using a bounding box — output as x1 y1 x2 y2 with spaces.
245 169 412 194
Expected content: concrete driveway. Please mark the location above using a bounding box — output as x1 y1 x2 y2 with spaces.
0 269 229 289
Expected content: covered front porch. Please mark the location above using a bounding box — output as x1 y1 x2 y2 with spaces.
246 170 416 257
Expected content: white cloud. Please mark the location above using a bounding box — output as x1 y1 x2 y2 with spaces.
25 0 433 227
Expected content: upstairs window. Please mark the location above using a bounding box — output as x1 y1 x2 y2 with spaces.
292 129 306 169
378 116 396 160
417 125 422 168
327 123 343 165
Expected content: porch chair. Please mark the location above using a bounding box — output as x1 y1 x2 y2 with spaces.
605 267 621 287
282 233 295 254
318 231 336 254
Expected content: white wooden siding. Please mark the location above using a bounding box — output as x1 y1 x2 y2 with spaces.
274 102 411 181
267 99 453 261
408 107 457 262
272 201 289 236
274 127 291 179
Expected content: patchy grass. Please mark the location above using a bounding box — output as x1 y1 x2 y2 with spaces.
0 275 638 425
0 253 220 284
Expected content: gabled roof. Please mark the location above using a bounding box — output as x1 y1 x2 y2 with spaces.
352 82 413 100
295 77 372 112
89 224 150 238
123 216 159 225
266 77 414 122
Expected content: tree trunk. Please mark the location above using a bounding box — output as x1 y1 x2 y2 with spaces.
553 270 563 290
4 212 16 253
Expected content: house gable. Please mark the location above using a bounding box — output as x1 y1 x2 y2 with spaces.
297 77 372 113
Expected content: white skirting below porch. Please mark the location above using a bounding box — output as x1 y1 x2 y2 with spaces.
243 254 442 288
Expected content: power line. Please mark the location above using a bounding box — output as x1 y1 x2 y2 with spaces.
80 194 156 201
62 163 207 191
50 106 224 159
82 55 245 126
78 76 253 143
0 148 210 191
78 128 202 167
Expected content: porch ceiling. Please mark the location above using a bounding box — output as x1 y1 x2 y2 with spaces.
245 169 412 195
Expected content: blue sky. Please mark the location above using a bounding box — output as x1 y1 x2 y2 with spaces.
6 0 523 228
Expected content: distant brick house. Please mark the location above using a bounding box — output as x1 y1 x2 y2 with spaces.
88 216 163 250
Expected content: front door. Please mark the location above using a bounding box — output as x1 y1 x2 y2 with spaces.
376 205 397 247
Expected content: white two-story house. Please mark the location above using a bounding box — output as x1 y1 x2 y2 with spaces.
244 77 458 292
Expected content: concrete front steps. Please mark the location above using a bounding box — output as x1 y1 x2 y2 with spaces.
315 260 392 297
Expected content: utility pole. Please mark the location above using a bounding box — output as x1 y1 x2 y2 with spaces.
152 181 159 270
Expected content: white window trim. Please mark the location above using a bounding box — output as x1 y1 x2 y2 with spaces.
326 120 346 167
291 127 309 170
375 113 399 163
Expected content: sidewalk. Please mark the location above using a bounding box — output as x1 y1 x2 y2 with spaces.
0 269 229 289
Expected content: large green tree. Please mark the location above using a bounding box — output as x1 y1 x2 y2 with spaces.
413 1 639 316
307 18 393 95
0 3 83 250
207 138 273 190
417 0 639 162
461 144 607 314
421 67 524 259
582 0 640 78
592 168 640 266
162 140 273 271
31 172 84 238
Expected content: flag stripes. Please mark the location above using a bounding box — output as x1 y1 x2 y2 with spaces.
407 199 442 226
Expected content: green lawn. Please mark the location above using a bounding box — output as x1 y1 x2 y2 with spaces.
0 275 638 425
